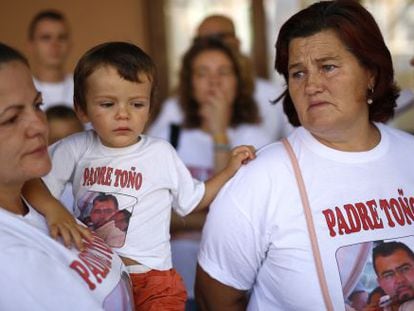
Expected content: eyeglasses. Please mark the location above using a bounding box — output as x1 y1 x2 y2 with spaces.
380 263 413 282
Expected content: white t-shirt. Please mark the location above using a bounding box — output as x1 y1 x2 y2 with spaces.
33 74 74 110
155 125 272 298
198 123 414 310
0 202 133 311
154 125 273 179
148 78 292 140
43 130 205 270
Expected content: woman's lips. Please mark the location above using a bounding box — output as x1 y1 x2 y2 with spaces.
27 145 48 156
308 101 329 110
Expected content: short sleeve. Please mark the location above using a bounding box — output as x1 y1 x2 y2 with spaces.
168 146 205 217
42 133 88 198
198 174 266 290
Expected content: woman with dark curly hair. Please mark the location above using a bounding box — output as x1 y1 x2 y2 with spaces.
153 38 272 308
175 38 272 173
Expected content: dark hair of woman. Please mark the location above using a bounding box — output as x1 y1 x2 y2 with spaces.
274 0 399 126
179 38 260 128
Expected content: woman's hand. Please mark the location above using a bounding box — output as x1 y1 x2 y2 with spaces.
44 201 93 251
200 87 232 134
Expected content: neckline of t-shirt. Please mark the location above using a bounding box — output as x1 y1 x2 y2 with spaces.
33 74 72 87
297 123 388 163
96 134 145 156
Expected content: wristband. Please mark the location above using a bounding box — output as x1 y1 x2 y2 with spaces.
214 143 231 152
213 132 229 144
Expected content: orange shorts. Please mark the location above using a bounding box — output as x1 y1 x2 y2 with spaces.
129 268 187 311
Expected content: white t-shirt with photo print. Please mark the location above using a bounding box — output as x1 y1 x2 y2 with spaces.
199 123 414 310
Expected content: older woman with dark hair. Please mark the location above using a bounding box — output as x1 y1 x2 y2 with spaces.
0 42 134 310
196 1 414 310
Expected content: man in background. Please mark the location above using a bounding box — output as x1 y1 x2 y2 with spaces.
28 9 73 110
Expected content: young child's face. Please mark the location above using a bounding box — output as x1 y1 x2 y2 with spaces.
80 65 151 148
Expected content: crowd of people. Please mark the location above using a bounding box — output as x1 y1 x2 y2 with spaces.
1 1 414 310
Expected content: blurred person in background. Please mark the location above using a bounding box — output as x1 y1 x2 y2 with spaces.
46 105 83 145
28 9 73 110
148 14 292 142
153 37 272 310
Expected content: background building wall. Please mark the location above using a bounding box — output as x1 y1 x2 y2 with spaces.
0 0 150 73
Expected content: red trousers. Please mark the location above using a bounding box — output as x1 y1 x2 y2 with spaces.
130 269 187 311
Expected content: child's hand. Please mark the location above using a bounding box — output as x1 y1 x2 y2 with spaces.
44 201 93 251
227 145 256 172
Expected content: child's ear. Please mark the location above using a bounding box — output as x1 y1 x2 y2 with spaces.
74 104 90 124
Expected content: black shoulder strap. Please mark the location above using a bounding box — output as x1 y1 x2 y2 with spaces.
169 123 181 149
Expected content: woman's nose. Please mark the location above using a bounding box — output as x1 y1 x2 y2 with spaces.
304 71 323 95
25 109 48 138
208 73 221 87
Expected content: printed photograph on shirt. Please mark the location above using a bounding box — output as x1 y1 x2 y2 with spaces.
76 191 136 248
336 235 414 311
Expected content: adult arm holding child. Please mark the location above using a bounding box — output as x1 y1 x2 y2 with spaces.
23 176 92 250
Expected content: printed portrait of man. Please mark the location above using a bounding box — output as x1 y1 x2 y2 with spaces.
85 193 132 248
373 241 414 308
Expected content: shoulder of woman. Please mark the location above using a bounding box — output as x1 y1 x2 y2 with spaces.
232 141 291 179
230 124 274 148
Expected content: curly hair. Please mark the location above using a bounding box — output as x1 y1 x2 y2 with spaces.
178 38 260 128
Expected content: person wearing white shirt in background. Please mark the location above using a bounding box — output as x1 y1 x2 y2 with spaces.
150 36 272 310
28 10 74 110
148 14 293 141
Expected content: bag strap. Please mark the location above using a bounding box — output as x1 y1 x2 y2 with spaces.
282 138 334 311
169 123 181 149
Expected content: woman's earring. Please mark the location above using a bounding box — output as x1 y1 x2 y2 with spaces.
367 87 374 105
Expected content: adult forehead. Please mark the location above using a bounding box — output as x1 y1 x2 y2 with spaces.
0 61 34 95
288 30 345 59
192 49 233 66
33 18 69 34
377 249 414 268
197 16 235 36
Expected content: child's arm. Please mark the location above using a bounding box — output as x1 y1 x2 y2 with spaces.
22 179 92 250
192 145 255 213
